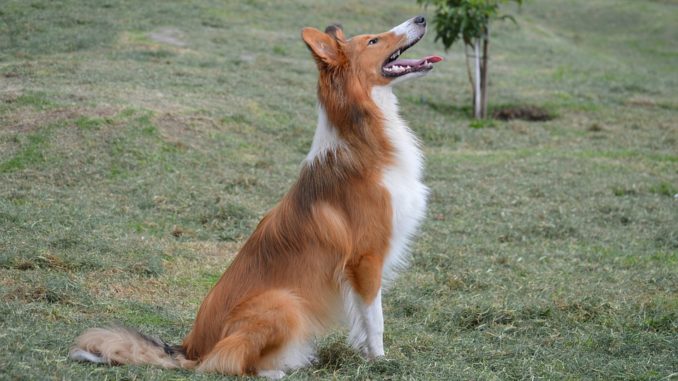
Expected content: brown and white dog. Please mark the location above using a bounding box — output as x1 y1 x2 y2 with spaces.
70 16 441 379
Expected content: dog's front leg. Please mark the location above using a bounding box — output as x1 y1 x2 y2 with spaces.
344 284 368 354
362 288 384 358
344 254 386 359
344 285 385 358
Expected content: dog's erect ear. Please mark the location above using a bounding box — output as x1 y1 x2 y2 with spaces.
324 24 345 42
302 27 342 68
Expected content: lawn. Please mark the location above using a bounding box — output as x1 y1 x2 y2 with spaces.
0 0 676 380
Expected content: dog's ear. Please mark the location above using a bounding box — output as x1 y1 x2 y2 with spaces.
324 24 345 42
302 27 343 69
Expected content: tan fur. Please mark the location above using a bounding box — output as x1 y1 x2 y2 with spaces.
71 327 196 369
196 289 309 375
71 20 421 377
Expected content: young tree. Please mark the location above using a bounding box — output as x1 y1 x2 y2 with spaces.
418 0 523 119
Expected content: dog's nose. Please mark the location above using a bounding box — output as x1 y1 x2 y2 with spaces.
414 16 426 26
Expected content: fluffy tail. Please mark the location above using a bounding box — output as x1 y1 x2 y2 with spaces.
69 326 196 369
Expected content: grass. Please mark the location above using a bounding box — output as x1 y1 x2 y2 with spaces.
0 0 676 379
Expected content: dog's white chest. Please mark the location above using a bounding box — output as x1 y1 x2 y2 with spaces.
372 86 429 283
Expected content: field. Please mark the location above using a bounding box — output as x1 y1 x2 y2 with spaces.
1 0 676 379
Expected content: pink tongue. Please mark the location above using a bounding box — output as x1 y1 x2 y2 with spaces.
388 55 444 67
391 58 422 66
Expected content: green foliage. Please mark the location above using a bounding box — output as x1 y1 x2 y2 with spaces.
418 0 523 49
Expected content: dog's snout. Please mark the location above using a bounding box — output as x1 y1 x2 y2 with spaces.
389 16 427 42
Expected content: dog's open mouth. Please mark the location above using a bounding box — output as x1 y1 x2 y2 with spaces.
382 39 443 77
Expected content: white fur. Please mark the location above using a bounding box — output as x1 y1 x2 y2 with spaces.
341 282 385 358
342 279 368 351
363 289 385 358
390 18 423 46
372 85 429 285
69 349 106 364
257 370 286 380
271 339 316 371
305 104 346 163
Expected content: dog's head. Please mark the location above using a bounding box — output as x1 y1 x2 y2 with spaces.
302 16 442 87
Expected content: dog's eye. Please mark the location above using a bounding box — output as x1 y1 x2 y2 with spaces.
368 38 379 46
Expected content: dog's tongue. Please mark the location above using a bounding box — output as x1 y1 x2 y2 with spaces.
387 55 444 68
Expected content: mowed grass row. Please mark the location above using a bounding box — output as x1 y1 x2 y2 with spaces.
1 0 676 379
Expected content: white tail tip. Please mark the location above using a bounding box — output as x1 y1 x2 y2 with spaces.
69 349 106 364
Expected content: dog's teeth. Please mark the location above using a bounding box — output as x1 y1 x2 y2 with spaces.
384 63 414 74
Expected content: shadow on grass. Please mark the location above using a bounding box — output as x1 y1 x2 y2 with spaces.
313 338 404 378
422 99 472 119
421 99 556 123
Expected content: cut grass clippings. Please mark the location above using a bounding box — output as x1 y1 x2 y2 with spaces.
0 0 676 380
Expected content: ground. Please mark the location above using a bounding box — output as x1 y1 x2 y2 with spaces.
0 0 676 380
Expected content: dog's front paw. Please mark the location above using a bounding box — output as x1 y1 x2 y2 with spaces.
366 348 385 360
365 339 385 360
257 370 286 380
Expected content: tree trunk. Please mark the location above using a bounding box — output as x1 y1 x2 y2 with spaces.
464 44 475 104
473 39 482 119
480 28 490 119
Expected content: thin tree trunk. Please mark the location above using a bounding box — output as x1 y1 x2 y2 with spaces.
464 44 475 105
480 29 489 119
473 39 481 119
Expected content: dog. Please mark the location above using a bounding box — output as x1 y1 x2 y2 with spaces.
70 16 441 379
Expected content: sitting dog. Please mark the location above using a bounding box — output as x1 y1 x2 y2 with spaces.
70 16 441 378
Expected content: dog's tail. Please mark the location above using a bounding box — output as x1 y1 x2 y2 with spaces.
69 326 196 369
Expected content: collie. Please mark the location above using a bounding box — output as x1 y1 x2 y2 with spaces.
70 16 442 378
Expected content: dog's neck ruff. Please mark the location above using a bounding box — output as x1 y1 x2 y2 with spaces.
305 104 346 164
371 85 428 284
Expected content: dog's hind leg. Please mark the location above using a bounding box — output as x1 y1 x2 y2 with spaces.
196 289 311 377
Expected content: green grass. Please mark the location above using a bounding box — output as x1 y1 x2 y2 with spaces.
1 0 676 380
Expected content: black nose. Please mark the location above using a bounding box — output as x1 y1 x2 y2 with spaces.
414 16 426 26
